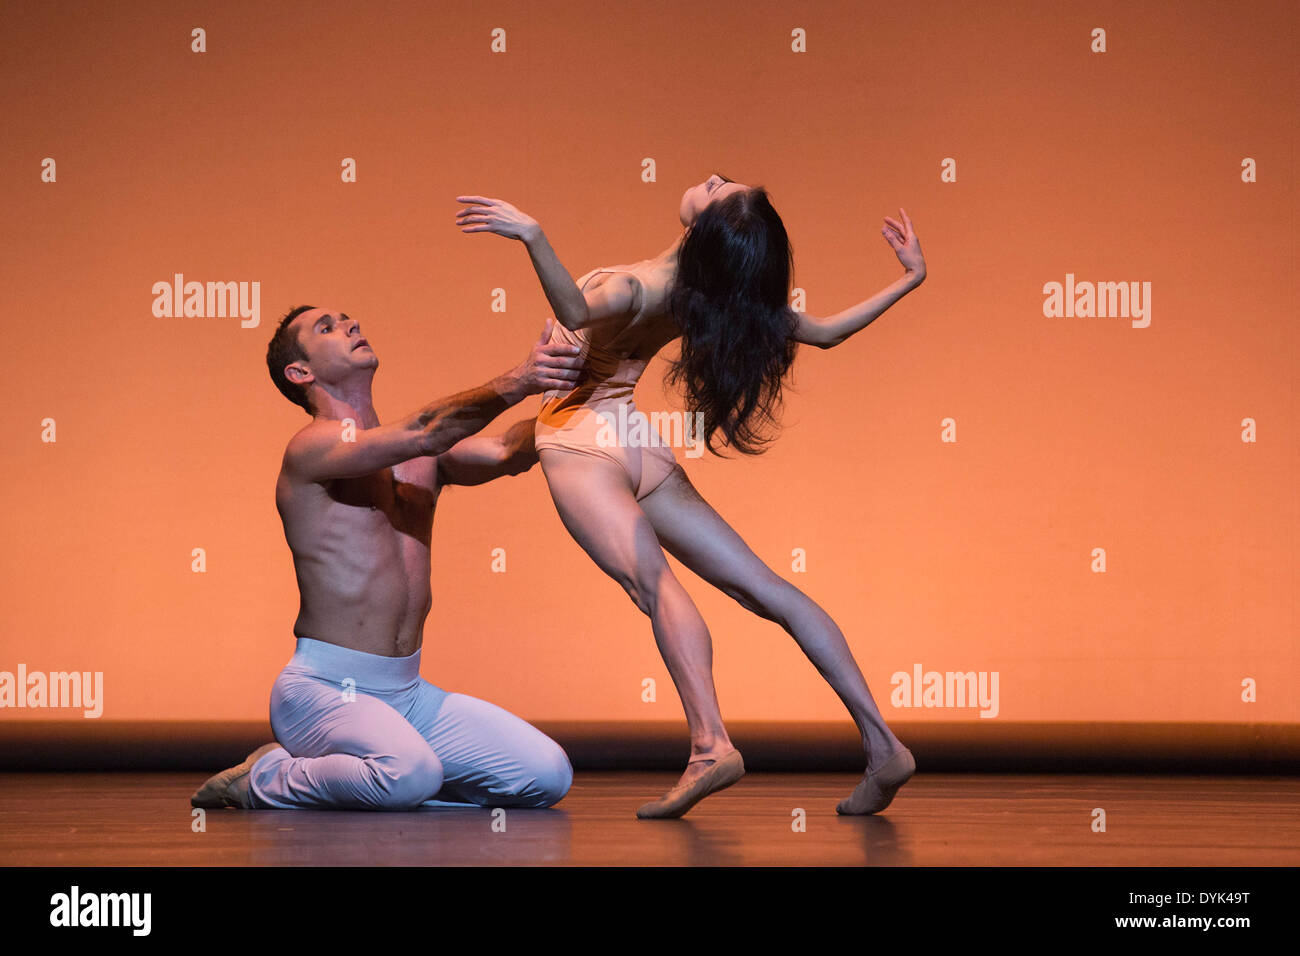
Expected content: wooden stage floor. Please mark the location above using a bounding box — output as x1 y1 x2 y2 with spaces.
2 770 1297 867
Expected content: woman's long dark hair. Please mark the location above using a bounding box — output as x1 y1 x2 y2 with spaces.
665 185 798 456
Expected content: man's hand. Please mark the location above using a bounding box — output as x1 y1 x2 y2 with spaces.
436 417 539 486
513 318 583 395
455 195 541 244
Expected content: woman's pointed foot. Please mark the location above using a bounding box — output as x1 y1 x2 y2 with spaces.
837 747 915 815
636 749 745 819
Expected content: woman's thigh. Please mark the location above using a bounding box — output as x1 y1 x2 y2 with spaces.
538 447 677 611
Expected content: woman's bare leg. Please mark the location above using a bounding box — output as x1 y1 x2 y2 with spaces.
538 449 738 796
639 466 912 811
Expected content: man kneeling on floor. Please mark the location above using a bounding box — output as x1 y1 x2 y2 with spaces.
191 308 583 810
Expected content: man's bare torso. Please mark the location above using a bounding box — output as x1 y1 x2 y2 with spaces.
275 448 441 658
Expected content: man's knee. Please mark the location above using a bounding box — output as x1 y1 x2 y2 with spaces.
367 747 444 809
523 740 573 808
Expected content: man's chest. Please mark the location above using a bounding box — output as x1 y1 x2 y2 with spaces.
329 458 441 541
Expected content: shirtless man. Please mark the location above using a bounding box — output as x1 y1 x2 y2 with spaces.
190 306 583 810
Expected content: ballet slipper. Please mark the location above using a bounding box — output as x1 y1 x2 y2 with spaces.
190 743 281 809
635 749 745 819
836 747 915 815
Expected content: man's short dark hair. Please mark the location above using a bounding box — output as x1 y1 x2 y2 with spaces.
266 305 317 415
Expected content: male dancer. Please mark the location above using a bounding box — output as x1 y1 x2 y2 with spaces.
191 307 584 810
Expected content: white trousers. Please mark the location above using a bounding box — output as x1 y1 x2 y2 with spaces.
247 638 572 810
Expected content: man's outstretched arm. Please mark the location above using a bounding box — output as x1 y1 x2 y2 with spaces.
284 320 580 483
436 417 537 486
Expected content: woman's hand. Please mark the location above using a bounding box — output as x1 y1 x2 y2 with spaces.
882 207 925 280
455 195 542 243
456 195 589 330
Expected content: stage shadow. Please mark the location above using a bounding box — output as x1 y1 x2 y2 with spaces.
832 814 913 865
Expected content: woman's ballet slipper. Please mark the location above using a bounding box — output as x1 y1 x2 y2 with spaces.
635 749 746 819
190 742 281 809
836 747 915 815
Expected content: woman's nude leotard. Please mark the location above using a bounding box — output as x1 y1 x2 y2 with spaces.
534 259 683 500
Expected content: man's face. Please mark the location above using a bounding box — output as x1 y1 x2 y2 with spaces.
286 308 377 392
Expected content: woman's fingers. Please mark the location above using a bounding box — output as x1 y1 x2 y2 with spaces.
883 210 913 238
455 195 498 205
456 209 501 233
884 210 917 246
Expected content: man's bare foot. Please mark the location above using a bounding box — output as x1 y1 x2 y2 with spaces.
836 746 915 815
635 748 745 819
190 743 281 809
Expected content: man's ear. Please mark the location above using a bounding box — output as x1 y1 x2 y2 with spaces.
285 362 313 387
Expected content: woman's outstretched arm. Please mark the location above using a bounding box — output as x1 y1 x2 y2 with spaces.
455 195 636 332
792 207 927 349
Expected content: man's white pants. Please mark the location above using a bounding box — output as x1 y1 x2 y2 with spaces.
247 637 572 810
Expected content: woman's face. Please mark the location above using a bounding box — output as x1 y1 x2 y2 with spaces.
679 172 749 228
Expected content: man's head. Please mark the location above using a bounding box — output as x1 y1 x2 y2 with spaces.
266 305 376 416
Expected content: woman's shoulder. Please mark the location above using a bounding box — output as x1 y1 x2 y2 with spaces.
578 263 634 289
579 259 673 323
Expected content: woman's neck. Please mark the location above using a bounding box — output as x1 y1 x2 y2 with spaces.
649 233 684 270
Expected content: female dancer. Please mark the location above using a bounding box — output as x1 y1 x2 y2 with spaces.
455 174 926 818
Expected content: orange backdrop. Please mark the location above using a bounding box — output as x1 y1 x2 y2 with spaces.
1 0 1295 726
